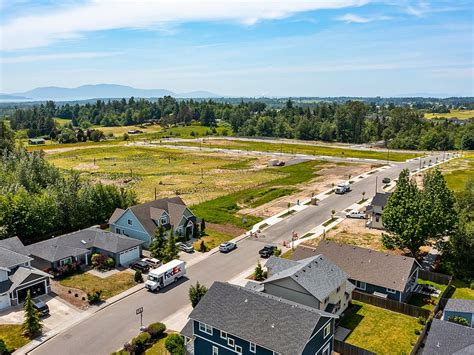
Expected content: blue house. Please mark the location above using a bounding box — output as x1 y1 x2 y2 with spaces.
293 241 420 302
181 282 337 355
443 299 474 327
109 196 197 247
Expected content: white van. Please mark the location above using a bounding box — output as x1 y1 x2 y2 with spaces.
145 259 186 292
335 182 351 194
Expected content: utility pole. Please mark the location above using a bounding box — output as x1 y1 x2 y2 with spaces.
154 187 157 200
375 176 378 194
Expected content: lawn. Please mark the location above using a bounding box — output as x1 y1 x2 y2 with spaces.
59 271 137 299
145 335 169 355
441 153 474 192
0 324 29 352
451 279 474 300
424 109 474 120
193 228 235 251
340 301 423 354
407 279 448 310
173 138 422 162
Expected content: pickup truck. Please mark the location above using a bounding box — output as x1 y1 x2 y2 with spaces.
259 245 277 258
335 182 351 194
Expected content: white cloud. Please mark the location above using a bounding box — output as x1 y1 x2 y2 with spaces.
0 0 370 51
337 13 391 23
1 51 121 64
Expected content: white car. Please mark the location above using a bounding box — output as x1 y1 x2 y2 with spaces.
219 242 237 253
346 211 366 219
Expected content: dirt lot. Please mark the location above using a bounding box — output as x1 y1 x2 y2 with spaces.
51 281 89 310
240 163 374 218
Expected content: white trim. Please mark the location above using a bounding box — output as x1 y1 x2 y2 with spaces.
306 319 331 343
198 322 213 335
193 334 245 354
355 280 366 290
212 345 219 355
220 331 228 340
228 337 235 348
250 342 256 353
322 342 331 355
314 336 334 355
323 323 331 338
235 345 242 354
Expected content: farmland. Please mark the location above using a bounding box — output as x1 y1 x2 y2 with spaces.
424 109 474 120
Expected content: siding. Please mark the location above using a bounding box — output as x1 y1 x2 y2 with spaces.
264 278 320 309
110 209 152 246
303 318 334 355
350 278 404 301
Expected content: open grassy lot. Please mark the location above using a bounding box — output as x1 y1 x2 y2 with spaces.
193 228 235 250
340 301 423 354
172 138 422 161
59 271 137 299
0 324 29 352
424 109 474 120
451 279 474 300
441 153 474 192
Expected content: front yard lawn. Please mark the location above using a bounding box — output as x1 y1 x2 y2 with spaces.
339 301 423 354
145 335 169 355
0 324 29 352
59 271 137 300
193 228 234 251
451 279 474 300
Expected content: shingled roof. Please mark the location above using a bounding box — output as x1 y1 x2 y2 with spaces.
423 319 474 355
26 227 143 262
445 299 474 313
0 238 33 269
293 241 418 292
188 282 336 355
264 255 349 301
370 192 391 207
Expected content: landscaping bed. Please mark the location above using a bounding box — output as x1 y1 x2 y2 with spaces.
339 301 423 354
0 324 29 353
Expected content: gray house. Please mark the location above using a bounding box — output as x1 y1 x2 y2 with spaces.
443 299 474 327
366 192 391 229
109 196 197 247
423 318 474 354
262 255 355 316
26 227 144 271
181 281 338 355
293 241 419 302
0 237 52 310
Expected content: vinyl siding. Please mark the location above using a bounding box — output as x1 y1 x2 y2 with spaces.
110 209 152 246
264 278 320 309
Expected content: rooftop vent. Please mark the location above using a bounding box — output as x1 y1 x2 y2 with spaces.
81 240 87 244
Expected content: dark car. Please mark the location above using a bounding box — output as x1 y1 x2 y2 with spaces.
259 245 277 258
130 261 150 273
32 300 49 316
382 177 391 184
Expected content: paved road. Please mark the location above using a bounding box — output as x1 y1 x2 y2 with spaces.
30 153 448 355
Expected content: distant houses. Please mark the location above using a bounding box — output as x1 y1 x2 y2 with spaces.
109 197 197 247
28 137 45 145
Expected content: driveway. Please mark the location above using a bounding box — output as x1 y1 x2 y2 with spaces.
0 294 81 331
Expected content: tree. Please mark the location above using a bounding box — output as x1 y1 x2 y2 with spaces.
150 225 167 259
200 218 206 234
164 334 185 355
254 261 265 281
0 121 14 153
199 240 207 252
134 270 143 283
382 169 432 256
189 281 208 308
0 339 8 354
162 229 179 263
22 290 42 338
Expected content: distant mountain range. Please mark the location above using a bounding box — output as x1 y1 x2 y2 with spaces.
0 84 221 101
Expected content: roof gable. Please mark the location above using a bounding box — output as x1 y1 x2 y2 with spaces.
423 319 474 354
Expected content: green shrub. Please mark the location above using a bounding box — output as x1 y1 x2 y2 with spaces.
164 334 185 354
0 339 11 355
273 248 282 257
134 270 143 283
146 322 166 338
105 258 115 269
87 290 102 304
199 240 207 252
448 316 470 326
414 329 421 335
131 332 151 353
417 316 427 325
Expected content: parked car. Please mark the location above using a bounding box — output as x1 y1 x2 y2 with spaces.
382 177 391 184
219 242 237 253
32 299 49 316
130 261 150 273
143 258 161 268
335 182 351 194
346 211 366 219
276 161 285 166
177 242 194 253
259 245 277 258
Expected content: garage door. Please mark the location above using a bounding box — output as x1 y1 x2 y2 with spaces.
119 247 139 266
17 281 46 304
0 293 11 310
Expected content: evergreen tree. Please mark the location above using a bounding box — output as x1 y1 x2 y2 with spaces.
254 261 265 281
162 229 179 263
150 225 167 259
189 281 208 308
22 291 42 338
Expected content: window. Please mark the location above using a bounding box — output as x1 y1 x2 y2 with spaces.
212 346 218 355
220 331 227 339
161 217 167 225
323 324 331 338
322 344 331 355
250 342 256 353
235 345 242 354
127 219 133 225
198 322 213 335
375 216 380 222
386 288 397 294
60 257 72 267
227 338 235 348
336 286 340 293
355 281 366 290
323 297 329 304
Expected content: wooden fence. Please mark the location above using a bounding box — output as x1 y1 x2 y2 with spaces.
334 340 375 355
352 291 431 318
419 269 452 285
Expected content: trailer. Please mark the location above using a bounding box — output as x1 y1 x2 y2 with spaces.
145 259 186 292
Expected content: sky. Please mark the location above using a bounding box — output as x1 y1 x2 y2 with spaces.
0 0 473 97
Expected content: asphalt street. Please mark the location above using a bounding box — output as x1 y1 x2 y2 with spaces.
30 153 447 355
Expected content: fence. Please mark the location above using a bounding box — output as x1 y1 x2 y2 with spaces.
334 340 376 355
418 270 452 285
352 291 431 318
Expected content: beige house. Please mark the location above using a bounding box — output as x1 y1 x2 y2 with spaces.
366 192 391 229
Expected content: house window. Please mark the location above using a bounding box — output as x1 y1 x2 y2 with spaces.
322 344 331 355
127 219 133 225
375 216 380 222
60 257 72 267
386 288 397 294
324 297 329 304
250 342 256 353
235 345 242 354
212 346 218 355
227 338 235 348
220 331 227 339
198 322 213 335
355 281 366 290
323 323 331 338
337 286 340 293
161 217 167 225
116 228 122 234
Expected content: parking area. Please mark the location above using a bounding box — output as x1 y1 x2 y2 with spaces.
0 294 81 331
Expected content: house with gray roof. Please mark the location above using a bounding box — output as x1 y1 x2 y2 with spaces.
262 255 355 316
293 241 420 302
423 318 474 354
109 196 197 247
443 299 474 327
27 227 144 271
181 281 337 355
366 192 391 229
0 237 52 310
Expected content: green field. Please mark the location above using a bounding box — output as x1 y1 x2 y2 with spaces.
171 138 422 162
441 153 474 192
424 109 474 120
0 324 29 352
340 301 423 354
